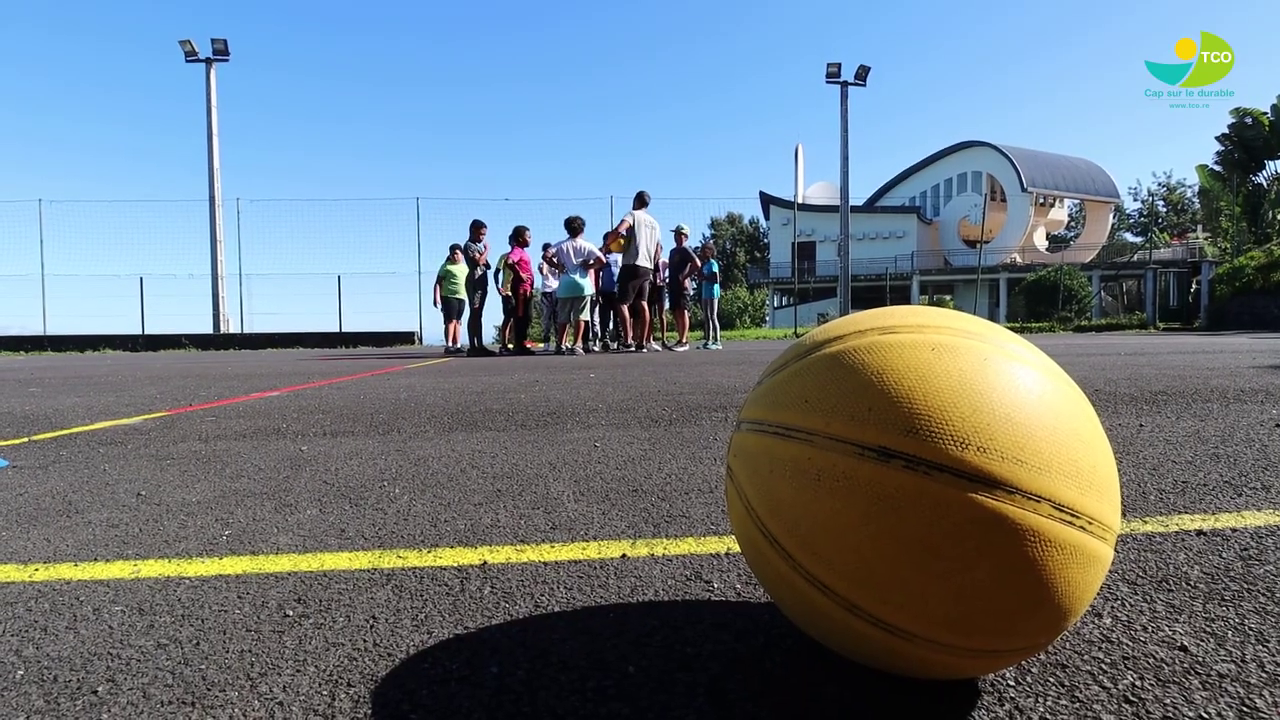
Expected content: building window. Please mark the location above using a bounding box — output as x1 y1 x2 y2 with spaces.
918 191 928 214
930 183 941 217
943 178 953 207
970 172 983 198
957 172 968 195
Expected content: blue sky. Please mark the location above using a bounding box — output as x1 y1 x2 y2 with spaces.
0 0 1273 341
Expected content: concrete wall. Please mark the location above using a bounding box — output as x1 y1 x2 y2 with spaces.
767 208 921 278
770 298 839 328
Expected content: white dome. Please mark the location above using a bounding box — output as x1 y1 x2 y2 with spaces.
804 181 840 205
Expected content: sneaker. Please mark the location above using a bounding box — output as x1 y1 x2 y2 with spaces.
699 341 712 350
671 342 689 352
648 341 664 352
615 342 634 353
571 346 585 356
600 340 613 352
554 345 567 356
710 342 723 350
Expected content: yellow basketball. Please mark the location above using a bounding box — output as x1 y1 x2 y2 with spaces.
725 304 1122 680
605 233 628 254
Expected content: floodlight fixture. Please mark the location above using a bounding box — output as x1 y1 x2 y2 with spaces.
179 39 200 62
210 38 230 59
825 62 842 81
852 63 871 86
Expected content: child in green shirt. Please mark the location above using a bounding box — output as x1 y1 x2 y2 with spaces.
434 244 469 353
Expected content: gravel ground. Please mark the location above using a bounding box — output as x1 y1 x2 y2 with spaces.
0 333 1277 719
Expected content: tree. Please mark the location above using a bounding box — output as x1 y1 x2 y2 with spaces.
1048 198 1137 261
1195 96 1280 255
1011 265 1093 323
1046 201 1085 249
702 212 769 289
1124 170 1201 247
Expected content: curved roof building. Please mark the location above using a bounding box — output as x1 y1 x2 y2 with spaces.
759 140 1123 273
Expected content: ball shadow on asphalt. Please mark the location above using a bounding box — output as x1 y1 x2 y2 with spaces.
369 599 981 719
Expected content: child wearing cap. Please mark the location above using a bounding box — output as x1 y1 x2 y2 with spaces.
665 222 701 351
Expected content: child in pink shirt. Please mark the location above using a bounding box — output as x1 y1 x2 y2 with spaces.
506 225 536 355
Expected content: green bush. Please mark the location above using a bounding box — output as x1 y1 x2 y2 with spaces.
1004 321 1064 334
919 295 957 309
717 285 769 331
1212 241 1280 301
1010 265 1093 322
1070 312 1149 332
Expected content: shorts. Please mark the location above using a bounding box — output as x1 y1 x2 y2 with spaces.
615 264 652 308
647 281 666 310
666 282 691 311
501 294 515 320
440 297 466 323
556 295 591 325
465 277 488 309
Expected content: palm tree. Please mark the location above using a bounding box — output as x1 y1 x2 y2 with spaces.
1195 95 1280 253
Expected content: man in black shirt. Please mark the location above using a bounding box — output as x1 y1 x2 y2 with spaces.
665 223 701 352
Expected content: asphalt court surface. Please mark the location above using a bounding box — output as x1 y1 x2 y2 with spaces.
1 334 1278 718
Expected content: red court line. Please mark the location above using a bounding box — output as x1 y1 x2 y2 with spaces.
162 361 439 416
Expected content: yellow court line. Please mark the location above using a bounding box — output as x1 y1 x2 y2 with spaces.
0 412 171 447
0 358 450 448
1 509 1277 585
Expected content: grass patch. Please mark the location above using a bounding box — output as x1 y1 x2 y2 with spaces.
718 327 815 341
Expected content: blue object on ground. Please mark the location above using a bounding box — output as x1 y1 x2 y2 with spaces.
0 457 8 469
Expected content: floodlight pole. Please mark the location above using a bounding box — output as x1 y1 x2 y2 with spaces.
826 63 868 318
204 59 230 334
837 82 851 317
181 39 232 334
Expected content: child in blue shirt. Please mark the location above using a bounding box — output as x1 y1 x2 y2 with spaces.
598 233 624 350
699 242 722 349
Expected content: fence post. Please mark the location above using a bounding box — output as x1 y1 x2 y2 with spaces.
236 198 245 333
415 197 424 345
139 276 146 334
37 199 48 335
337 274 344 332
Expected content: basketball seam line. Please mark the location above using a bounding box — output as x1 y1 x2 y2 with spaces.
753 323 1052 394
727 464 1045 658
735 420 1117 545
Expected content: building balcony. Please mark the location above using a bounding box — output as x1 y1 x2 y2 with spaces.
746 240 1212 285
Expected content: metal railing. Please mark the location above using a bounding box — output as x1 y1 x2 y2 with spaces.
747 240 1212 284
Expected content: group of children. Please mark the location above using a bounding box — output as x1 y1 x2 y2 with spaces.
432 209 723 357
